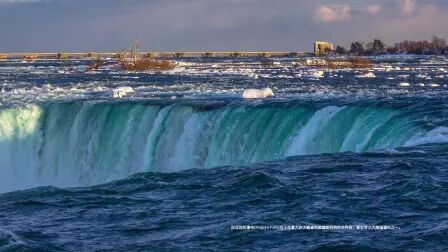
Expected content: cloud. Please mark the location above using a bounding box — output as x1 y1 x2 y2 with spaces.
399 0 417 16
0 0 40 3
315 4 351 23
1 0 448 52
363 4 382 15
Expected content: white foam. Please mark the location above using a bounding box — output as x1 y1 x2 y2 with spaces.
305 70 325 78
0 228 26 249
405 127 448 147
286 106 344 156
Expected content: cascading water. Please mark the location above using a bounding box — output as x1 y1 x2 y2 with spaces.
0 101 443 192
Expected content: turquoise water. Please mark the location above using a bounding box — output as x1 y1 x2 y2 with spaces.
0 101 441 192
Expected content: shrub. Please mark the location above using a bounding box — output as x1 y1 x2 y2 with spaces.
347 57 373 68
258 52 271 58
114 51 127 60
25 54 38 61
87 59 104 71
202 52 214 58
175 52 186 58
296 57 373 69
87 52 98 58
119 58 175 71
57 53 69 59
144 52 158 59
231 52 242 58
117 40 176 71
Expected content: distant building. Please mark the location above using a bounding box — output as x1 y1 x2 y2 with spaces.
314 41 334 55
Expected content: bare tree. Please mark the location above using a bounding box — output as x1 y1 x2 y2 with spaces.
129 39 142 63
336 45 347 55
350 42 364 55
372 39 385 53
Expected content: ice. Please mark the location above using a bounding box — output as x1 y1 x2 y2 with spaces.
242 88 274 99
0 56 447 105
356 72 376 78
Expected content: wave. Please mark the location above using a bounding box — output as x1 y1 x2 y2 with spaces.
0 101 445 192
0 228 25 249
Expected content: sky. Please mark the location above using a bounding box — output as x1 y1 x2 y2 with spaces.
0 0 447 52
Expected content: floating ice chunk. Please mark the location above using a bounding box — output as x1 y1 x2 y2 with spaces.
42 84 52 90
242 88 274 99
111 86 134 98
383 65 393 72
92 86 104 92
417 83 425 87
176 62 194 67
398 82 410 87
416 74 428 79
356 72 376 78
429 83 440 88
304 70 324 78
405 127 448 147
249 74 259 79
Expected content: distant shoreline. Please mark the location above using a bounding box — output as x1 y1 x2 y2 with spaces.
0 51 446 60
0 52 313 59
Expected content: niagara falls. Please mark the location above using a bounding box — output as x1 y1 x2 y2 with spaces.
1 0 448 251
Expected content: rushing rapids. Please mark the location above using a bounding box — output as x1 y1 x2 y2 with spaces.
0 100 446 192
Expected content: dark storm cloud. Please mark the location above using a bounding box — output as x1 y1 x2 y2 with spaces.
0 0 447 52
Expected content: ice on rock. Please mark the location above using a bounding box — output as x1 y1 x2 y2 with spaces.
111 86 134 98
